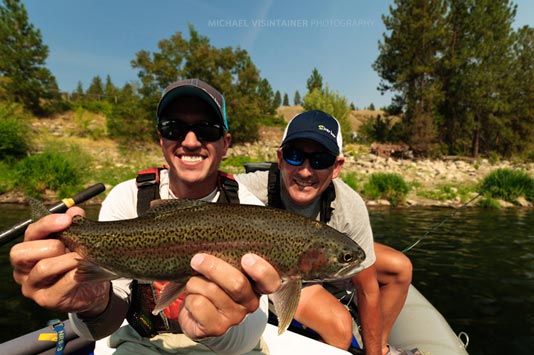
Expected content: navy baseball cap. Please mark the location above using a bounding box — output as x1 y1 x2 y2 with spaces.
281 110 343 155
157 78 229 130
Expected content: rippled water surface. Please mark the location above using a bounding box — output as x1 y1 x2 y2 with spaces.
1 204 533 354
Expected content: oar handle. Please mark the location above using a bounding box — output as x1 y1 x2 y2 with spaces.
0 183 105 246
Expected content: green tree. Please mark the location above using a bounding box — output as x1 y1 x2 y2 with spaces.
294 90 301 105
441 0 517 158
71 81 84 101
302 86 352 144
273 90 282 108
282 93 289 106
374 0 447 155
256 78 275 115
507 25 534 157
131 24 265 142
0 0 59 115
104 75 119 103
86 75 104 101
306 68 323 94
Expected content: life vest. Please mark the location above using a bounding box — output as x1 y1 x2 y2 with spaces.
126 167 240 338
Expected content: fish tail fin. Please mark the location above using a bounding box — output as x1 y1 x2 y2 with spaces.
27 197 51 221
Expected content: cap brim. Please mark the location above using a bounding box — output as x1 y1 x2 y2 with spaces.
281 131 340 156
157 86 228 130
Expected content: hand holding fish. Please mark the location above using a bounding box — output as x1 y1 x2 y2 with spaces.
10 208 110 317
178 253 281 340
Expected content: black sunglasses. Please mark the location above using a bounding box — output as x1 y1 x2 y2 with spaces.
282 147 337 170
158 120 224 142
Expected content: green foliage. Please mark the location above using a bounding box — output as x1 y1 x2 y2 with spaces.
340 171 362 192
0 103 30 159
14 144 91 198
220 155 263 174
416 183 475 202
363 173 409 206
306 68 323 93
302 86 352 144
294 90 302 106
373 0 527 159
273 91 282 109
477 196 502 209
130 24 266 143
0 0 59 115
282 93 289 106
479 168 534 203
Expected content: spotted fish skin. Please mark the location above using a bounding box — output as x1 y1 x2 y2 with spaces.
29 197 366 334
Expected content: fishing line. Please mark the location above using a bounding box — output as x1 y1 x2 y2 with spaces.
402 192 483 253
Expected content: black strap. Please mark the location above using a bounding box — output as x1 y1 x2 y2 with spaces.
267 163 284 209
217 172 240 204
136 167 164 216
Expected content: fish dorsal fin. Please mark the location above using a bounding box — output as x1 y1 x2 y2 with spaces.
27 197 51 221
144 199 210 217
152 282 185 315
269 278 302 334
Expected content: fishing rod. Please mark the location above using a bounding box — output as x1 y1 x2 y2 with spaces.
402 192 483 253
0 183 105 247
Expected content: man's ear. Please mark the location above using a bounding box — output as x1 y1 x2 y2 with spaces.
332 156 345 179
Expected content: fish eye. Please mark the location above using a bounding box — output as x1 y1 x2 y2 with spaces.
339 252 354 263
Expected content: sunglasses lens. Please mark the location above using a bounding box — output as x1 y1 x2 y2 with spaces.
193 123 223 142
282 147 336 170
309 153 337 169
282 147 305 166
158 121 223 142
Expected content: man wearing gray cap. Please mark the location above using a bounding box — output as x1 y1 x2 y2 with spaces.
11 79 280 355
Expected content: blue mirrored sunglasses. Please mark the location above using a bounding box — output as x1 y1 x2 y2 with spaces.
282 147 337 170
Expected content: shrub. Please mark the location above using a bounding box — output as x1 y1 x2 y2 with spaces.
363 173 409 206
0 103 31 160
479 168 534 203
340 171 361 192
14 144 91 198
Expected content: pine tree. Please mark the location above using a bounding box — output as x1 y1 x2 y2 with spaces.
256 78 275 115
86 76 104 101
0 0 58 114
294 90 301 105
273 90 282 108
441 0 517 157
374 0 448 155
306 68 323 94
282 93 289 106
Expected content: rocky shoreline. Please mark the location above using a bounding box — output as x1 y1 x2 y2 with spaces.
2 120 533 208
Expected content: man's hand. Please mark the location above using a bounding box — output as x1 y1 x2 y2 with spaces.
10 207 110 317
178 253 280 340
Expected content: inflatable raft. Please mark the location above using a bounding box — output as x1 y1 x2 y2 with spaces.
0 284 469 355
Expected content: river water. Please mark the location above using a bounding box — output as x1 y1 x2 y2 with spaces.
0 204 533 354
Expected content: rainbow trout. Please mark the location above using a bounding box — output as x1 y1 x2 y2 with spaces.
30 198 365 334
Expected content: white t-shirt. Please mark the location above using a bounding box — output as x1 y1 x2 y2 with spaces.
70 170 269 355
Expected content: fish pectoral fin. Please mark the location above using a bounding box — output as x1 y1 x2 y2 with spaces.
268 279 302 335
75 259 120 283
152 282 185 316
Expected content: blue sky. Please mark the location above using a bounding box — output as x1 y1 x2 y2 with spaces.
23 0 534 109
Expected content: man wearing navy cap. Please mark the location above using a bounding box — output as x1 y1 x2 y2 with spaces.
237 110 413 355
